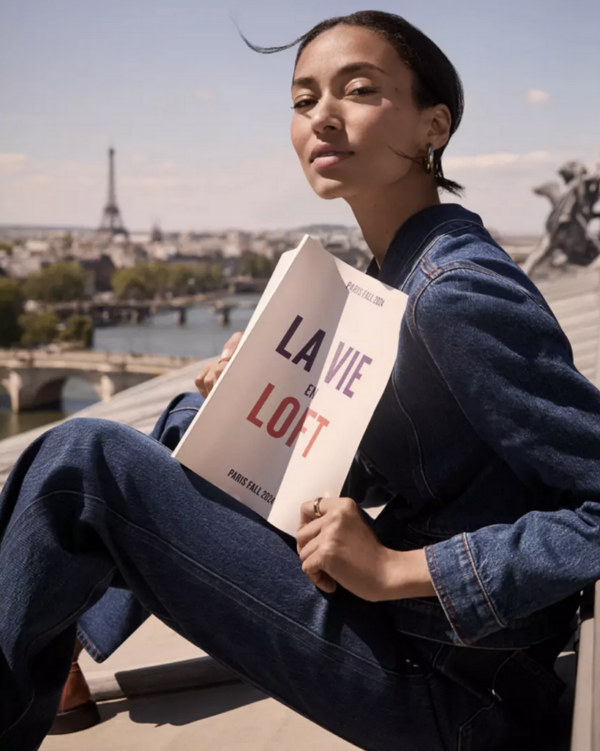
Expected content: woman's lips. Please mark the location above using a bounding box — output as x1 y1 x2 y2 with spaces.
311 153 353 172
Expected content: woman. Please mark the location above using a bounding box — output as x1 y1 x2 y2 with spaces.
1 10 598 750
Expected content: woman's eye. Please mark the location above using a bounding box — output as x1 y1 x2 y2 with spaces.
292 87 376 110
348 86 376 97
292 99 315 110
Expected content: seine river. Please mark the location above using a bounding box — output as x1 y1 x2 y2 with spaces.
0 295 260 440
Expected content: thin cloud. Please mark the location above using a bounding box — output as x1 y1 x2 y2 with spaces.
0 153 28 164
445 151 553 170
527 89 550 105
0 153 30 174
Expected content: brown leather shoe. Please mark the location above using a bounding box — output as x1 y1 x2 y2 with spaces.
48 658 101 734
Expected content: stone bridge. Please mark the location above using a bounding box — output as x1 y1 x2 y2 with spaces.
0 349 196 412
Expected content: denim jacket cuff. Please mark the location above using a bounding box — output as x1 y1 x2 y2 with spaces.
425 533 506 645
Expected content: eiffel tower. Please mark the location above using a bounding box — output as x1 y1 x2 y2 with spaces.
97 147 128 240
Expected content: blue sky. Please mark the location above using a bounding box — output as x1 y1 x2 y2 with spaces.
1 0 599 233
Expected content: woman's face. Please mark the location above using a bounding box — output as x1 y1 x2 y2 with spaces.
290 25 433 200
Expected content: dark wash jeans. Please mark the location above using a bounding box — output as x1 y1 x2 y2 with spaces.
0 393 570 751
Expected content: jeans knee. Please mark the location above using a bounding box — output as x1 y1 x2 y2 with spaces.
167 392 205 411
47 417 130 454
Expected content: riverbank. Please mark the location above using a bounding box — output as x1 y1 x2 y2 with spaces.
0 295 260 439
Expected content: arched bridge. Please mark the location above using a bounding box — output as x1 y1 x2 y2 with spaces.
0 349 196 413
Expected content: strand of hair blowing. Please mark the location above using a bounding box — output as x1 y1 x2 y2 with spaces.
235 10 465 196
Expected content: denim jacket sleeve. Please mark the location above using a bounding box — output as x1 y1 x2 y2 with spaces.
411 262 600 645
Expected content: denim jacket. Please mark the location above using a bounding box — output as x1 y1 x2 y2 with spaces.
347 203 600 649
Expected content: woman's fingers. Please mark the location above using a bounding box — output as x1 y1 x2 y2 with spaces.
299 496 354 529
221 331 243 360
194 331 244 397
303 554 337 593
298 534 319 562
194 358 226 397
296 515 326 553
194 364 211 397
298 521 337 593
196 366 217 397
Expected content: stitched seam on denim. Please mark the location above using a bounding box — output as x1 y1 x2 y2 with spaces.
398 235 439 293
4 489 110 534
387 618 518 651
398 219 483 292
461 533 505 629
71 493 423 683
422 254 435 277
167 407 201 415
422 255 440 289
76 626 105 662
406 275 432 329
457 653 513 750
390 376 440 502
1 564 115 739
405 222 489 305
401 222 483 295
424 252 441 277
399 232 444 294
410 265 437 329
425 545 467 646
420 261 563 322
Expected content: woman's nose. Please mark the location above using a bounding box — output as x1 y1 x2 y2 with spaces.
311 95 342 135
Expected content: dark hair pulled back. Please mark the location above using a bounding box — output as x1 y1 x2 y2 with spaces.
238 10 464 196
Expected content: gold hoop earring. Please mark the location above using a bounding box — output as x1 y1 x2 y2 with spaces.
425 144 435 174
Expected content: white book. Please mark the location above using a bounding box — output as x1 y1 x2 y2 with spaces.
173 235 407 537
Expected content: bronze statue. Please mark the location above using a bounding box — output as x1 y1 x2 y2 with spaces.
523 161 600 277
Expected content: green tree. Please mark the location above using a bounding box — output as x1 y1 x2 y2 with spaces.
0 278 24 346
166 263 192 296
23 262 86 303
240 252 274 278
111 262 224 300
185 262 223 293
0 242 13 255
209 263 223 288
58 314 93 348
19 311 59 347
151 263 170 297
253 254 274 278
111 266 156 300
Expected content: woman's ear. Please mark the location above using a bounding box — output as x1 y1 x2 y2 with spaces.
426 104 452 151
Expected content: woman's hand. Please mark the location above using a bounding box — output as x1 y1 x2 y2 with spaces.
297 497 436 601
195 331 243 397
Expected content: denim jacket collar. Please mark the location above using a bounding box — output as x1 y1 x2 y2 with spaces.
366 203 484 291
